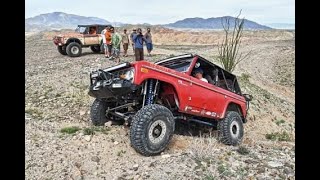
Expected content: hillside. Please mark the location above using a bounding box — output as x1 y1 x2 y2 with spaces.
26 12 274 32
25 28 294 179
165 16 272 30
25 12 110 32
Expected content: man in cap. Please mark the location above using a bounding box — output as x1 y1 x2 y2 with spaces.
192 68 208 83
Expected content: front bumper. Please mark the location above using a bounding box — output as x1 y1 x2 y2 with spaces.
88 79 138 99
53 36 64 46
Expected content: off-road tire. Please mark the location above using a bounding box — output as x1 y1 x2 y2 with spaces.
218 111 244 145
66 42 82 57
130 104 175 156
90 99 125 126
57 46 67 55
90 99 108 126
90 45 101 53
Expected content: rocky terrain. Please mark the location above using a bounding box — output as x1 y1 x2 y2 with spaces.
25 29 295 179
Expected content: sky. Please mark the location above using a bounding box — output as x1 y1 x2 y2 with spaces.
25 0 295 25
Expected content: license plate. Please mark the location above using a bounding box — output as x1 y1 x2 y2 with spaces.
112 83 122 88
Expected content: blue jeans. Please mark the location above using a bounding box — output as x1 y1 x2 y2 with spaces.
146 43 153 51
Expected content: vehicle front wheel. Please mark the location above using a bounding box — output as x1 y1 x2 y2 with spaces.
90 45 101 53
90 99 108 126
130 104 175 156
66 42 82 57
90 99 125 126
57 46 67 55
217 111 244 145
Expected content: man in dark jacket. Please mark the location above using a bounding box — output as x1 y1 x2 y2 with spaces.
132 28 146 61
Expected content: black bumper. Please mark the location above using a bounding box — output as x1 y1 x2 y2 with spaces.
88 79 138 99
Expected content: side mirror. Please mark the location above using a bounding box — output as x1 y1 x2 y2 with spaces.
243 94 253 101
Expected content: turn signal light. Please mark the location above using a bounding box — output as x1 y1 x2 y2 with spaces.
141 68 149 73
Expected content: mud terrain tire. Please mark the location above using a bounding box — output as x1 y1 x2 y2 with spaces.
90 45 101 53
90 99 125 126
90 99 108 126
66 42 82 57
130 104 175 156
57 46 67 55
218 111 244 145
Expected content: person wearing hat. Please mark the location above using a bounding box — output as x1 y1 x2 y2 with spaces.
192 68 208 83
130 28 137 54
132 28 147 61
121 29 129 57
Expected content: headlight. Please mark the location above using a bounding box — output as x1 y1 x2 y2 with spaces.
91 72 99 78
120 68 134 82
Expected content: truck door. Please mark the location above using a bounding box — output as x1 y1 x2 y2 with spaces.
84 26 99 45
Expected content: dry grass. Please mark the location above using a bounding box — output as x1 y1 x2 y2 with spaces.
188 132 220 162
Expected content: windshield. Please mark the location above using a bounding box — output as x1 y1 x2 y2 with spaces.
157 57 193 72
75 26 87 34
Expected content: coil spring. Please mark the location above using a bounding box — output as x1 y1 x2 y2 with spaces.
145 79 154 105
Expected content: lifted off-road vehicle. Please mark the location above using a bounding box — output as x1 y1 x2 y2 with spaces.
88 54 252 156
53 24 110 57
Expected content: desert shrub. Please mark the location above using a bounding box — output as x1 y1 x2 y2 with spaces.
188 133 219 162
265 131 291 141
275 119 285 126
60 126 81 134
237 146 250 155
217 10 251 72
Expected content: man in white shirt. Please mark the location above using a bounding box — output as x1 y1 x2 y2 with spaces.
101 26 108 58
193 68 208 83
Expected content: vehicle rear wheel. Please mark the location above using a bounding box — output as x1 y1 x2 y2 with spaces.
130 104 175 156
217 111 244 145
66 42 82 57
57 46 67 55
90 45 101 53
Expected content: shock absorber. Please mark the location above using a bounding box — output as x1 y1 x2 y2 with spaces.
145 79 155 105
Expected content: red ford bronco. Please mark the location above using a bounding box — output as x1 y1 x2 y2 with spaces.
88 54 252 156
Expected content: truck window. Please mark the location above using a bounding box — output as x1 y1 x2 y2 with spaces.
157 58 193 72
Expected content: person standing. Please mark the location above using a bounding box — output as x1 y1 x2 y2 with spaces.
101 26 108 58
110 27 122 64
121 29 129 57
130 28 137 55
132 28 146 61
105 27 112 58
144 27 153 56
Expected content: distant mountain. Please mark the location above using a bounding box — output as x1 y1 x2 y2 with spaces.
265 23 295 30
164 16 272 30
25 12 111 31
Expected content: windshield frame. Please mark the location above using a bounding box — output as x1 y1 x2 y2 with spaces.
157 57 194 73
75 26 88 34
